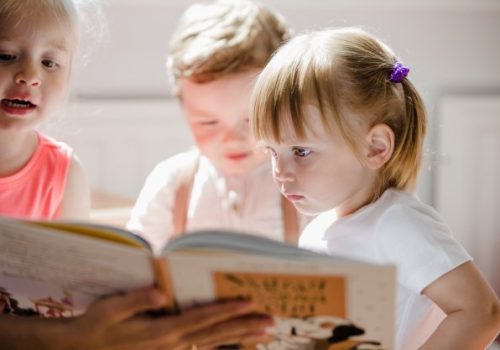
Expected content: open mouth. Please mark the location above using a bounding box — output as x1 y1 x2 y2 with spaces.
1 99 37 109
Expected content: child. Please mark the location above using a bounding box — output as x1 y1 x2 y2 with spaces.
0 2 273 348
127 0 305 252
250 27 500 349
0 0 89 220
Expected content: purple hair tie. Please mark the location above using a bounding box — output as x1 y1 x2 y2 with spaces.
389 62 410 83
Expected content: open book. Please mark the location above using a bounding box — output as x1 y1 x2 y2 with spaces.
0 217 396 349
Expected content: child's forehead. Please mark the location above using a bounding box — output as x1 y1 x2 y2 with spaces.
0 28 73 56
0 8 76 47
253 102 329 144
284 103 334 132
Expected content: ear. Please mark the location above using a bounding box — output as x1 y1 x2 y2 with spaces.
364 124 394 170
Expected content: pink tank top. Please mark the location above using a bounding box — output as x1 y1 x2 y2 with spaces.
0 132 73 220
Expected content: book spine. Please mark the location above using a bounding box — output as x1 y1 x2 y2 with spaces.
150 257 176 310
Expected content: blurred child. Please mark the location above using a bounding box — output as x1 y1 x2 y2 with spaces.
250 27 500 349
128 0 305 252
0 2 274 348
0 0 89 220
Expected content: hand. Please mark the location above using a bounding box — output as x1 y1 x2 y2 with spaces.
0 288 272 350
62 288 272 350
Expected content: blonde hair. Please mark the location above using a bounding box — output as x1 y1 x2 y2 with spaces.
251 27 426 201
0 0 104 58
167 0 291 94
0 0 79 47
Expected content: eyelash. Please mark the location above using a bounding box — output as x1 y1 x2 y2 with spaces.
265 147 312 159
0 53 60 69
199 120 218 126
42 59 59 69
293 147 311 158
0 53 16 62
265 146 277 159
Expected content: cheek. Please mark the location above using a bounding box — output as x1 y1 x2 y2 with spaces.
46 75 70 101
190 125 221 148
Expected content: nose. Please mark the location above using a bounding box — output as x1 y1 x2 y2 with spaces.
15 62 41 87
222 120 249 143
273 156 294 183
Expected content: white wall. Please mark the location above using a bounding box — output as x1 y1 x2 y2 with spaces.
69 0 500 204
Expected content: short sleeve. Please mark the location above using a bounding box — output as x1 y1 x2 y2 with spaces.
374 203 471 294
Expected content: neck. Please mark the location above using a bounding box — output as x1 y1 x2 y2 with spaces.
0 129 39 177
225 174 246 191
335 173 378 218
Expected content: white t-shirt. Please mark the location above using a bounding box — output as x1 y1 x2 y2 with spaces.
128 150 306 253
299 189 471 350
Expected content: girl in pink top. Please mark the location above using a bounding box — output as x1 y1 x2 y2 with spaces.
0 3 273 350
0 0 90 220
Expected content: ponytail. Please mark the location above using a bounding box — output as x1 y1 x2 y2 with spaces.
380 79 426 196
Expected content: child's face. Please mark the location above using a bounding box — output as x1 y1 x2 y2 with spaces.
264 105 376 217
180 71 267 176
0 14 73 132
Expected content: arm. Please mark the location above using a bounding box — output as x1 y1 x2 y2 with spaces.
127 157 182 251
420 261 500 349
58 154 91 220
0 288 272 350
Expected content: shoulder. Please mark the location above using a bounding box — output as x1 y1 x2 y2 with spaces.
37 133 73 158
147 148 201 181
66 154 87 184
373 189 471 292
135 148 202 204
373 189 452 244
58 153 90 220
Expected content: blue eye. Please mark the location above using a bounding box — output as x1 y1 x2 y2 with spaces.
0 53 16 62
293 147 311 157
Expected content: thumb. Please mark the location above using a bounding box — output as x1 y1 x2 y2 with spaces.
86 288 167 325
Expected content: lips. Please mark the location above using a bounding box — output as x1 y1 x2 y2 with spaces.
284 193 304 201
1 98 37 115
225 152 249 161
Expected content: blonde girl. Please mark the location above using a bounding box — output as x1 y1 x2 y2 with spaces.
0 0 89 219
251 27 500 349
0 1 272 348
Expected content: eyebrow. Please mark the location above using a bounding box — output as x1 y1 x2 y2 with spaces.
184 105 218 119
48 40 70 52
0 36 70 53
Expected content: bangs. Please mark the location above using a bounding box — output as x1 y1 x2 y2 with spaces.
251 33 338 143
0 0 78 40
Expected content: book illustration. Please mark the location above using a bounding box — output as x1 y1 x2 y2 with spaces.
213 271 385 350
1 285 76 318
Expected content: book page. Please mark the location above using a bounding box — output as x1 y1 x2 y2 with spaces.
213 271 346 318
0 221 154 316
166 252 395 350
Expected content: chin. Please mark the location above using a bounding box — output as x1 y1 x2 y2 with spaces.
295 199 334 217
291 203 318 217
222 159 264 175
219 164 250 176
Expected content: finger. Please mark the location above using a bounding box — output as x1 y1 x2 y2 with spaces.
179 314 274 349
90 304 252 350
86 288 167 325
197 331 271 350
171 300 257 334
